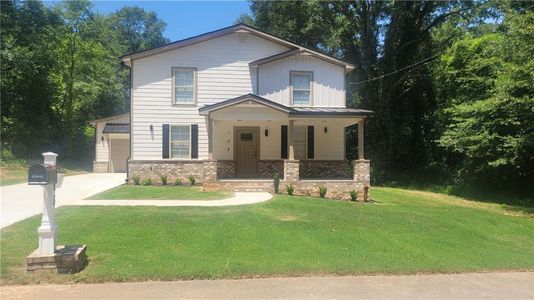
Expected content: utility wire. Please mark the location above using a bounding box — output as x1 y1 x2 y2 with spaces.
348 52 442 86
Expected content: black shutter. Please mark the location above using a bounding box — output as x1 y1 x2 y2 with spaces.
307 126 314 159
281 125 288 159
191 124 198 159
162 124 170 159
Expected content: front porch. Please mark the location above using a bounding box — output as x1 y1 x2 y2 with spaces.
200 94 373 200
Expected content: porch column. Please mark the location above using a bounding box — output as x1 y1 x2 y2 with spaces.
288 120 295 160
207 114 214 160
358 119 365 159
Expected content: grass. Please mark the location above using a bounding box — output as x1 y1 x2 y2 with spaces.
1 187 533 285
86 185 233 200
0 159 89 186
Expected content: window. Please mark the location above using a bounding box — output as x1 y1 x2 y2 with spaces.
293 126 307 160
172 68 196 104
291 71 312 106
171 125 190 159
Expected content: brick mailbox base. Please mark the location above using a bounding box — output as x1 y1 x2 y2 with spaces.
27 245 87 274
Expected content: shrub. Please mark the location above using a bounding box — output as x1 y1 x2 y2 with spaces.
188 175 196 186
142 178 152 186
174 178 182 186
286 184 294 196
319 186 327 198
273 172 280 194
161 175 168 185
350 190 357 202
132 175 140 185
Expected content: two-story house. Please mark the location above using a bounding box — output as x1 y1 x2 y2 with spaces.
91 24 374 199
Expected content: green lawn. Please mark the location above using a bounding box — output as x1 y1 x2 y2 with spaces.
1 187 533 285
0 159 89 186
86 185 233 200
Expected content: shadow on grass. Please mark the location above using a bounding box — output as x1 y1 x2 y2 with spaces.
381 183 534 216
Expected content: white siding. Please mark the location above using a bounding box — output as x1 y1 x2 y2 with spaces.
132 33 290 160
94 115 129 162
258 55 346 107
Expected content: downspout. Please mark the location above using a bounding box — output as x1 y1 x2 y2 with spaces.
121 59 133 183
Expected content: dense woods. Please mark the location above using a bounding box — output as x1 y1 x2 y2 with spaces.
239 0 533 197
1 0 532 198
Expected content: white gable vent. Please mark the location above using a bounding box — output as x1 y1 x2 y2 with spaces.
238 33 248 44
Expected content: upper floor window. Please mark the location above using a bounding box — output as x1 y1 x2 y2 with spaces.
172 68 196 105
291 71 312 106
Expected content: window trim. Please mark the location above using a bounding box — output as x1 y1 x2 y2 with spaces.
169 124 192 160
171 67 197 106
290 71 313 107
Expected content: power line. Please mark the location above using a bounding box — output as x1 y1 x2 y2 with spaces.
348 52 442 86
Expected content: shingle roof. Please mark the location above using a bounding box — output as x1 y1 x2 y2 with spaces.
199 94 374 117
102 123 130 134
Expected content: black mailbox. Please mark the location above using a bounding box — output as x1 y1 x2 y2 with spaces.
28 164 57 185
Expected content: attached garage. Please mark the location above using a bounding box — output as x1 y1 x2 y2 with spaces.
91 113 130 173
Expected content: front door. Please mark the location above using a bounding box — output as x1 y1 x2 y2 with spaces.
235 127 259 177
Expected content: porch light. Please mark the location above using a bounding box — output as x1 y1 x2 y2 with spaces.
101 136 104 141
264 129 269 137
324 126 328 133
150 124 153 132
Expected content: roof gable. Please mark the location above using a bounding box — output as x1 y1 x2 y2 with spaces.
121 24 354 71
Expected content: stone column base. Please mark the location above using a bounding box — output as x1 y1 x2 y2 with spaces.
93 161 108 173
284 160 300 182
353 159 371 201
203 160 217 182
27 245 87 274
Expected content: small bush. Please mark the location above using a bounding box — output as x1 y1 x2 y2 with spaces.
142 178 152 186
273 172 280 193
161 175 168 185
188 175 196 186
350 190 357 201
132 175 140 185
174 178 182 186
319 186 327 198
286 184 294 196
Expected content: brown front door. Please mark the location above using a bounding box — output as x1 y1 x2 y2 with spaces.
235 127 259 177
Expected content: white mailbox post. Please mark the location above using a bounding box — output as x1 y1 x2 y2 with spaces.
38 152 58 256
27 152 86 273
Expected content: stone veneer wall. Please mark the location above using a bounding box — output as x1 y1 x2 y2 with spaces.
258 160 284 178
299 160 353 179
128 160 208 184
217 160 235 178
92 161 108 173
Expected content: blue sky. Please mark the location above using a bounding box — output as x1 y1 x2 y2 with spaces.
48 1 251 41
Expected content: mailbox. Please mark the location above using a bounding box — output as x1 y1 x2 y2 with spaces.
28 164 57 185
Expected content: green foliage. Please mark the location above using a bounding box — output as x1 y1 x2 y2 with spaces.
318 186 327 198
286 184 294 196
1 1 168 161
142 178 152 186
132 175 140 185
350 190 357 202
188 175 196 186
273 172 280 193
161 175 168 185
174 178 182 186
435 9 534 192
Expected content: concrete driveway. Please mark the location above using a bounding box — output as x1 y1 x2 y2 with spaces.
0 173 126 228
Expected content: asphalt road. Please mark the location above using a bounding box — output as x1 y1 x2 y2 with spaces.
1 272 533 299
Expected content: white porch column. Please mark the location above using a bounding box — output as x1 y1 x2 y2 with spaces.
207 114 214 160
288 120 295 160
358 119 365 160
